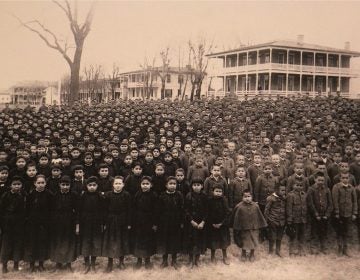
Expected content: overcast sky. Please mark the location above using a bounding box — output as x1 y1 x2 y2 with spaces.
1 0 360 90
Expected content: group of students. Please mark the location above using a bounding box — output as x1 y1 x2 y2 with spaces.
0 94 359 274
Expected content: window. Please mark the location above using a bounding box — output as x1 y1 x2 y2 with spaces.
178 74 184 83
278 53 285 64
166 74 171 83
165 89 172 98
289 54 295 64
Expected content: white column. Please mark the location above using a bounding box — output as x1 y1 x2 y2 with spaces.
269 73 272 94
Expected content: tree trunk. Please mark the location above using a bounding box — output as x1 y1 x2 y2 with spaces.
161 81 165 99
195 80 203 99
69 43 83 105
190 83 195 101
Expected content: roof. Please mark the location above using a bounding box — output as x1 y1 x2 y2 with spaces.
10 80 57 89
206 40 360 57
119 66 196 76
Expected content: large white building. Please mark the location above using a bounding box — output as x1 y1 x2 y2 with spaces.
206 36 360 99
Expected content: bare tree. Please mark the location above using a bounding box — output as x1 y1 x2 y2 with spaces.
188 38 213 100
157 47 170 100
60 74 71 104
108 63 120 101
82 64 104 103
140 56 156 100
16 0 95 105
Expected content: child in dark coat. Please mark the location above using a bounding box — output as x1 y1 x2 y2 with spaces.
97 164 114 193
157 176 184 269
50 175 78 271
152 163 167 195
229 167 252 209
23 175 53 272
102 176 132 272
286 182 307 256
79 176 105 273
207 186 231 265
264 185 286 257
124 163 143 198
232 189 267 262
71 164 85 195
184 178 208 268
0 176 26 273
133 176 158 269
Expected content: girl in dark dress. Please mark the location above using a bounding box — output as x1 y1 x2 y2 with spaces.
133 176 158 269
78 176 105 273
102 176 131 272
207 186 231 265
23 175 53 272
0 176 26 273
49 175 78 271
157 176 184 269
184 178 208 268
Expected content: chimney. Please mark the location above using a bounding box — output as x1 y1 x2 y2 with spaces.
297 34 304 45
344 41 350 50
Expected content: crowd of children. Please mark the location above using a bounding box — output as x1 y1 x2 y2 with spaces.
0 94 359 274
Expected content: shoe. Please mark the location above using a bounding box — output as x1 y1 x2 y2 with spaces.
118 262 125 270
14 262 19 271
241 250 247 262
105 264 113 273
91 265 96 272
275 241 282 257
160 261 168 268
135 260 142 270
38 265 45 272
145 262 153 270
84 265 91 274
171 261 180 270
249 250 255 262
223 257 230 265
2 265 8 274
343 246 351 258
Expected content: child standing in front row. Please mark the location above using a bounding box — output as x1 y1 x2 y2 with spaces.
79 176 105 273
184 178 208 268
264 185 286 257
232 189 267 262
207 186 231 265
133 176 158 269
157 177 184 269
102 176 132 272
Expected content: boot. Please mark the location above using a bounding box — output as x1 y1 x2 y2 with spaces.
119 256 125 270
2 262 8 274
337 245 343 257
191 254 200 268
38 261 45 272
106 258 113 273
210 250 216 263
84 257 91 274
249 250 255 262
91 256 97 272
160 255 168 268
171 254 180 269
343 245 351 257
222 249 230 265
144 257 152 269
241 250 247 262
14 261 19 271
268 240 274 254
275 240 282 257
30 262 36 273
188 254 194 266
52 263 62 273
65 263 73 273
135 258 142 269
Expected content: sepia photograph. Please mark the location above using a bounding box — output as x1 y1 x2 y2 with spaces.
0 0 359 279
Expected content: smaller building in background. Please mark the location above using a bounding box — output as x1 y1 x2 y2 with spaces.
9 81 60 106
0 91 11 104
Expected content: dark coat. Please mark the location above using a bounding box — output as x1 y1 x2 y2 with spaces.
228 177 252 209
183 191 208 254
23 189 53 262
0 191 26 262
102 190 132 258
47 176 61 195
71 179 85 195
157 191 184 254
133 190 158 258
78 191 105 257
97 176 114 193
152 174 167 195
231 201 267 231
142 161 156 177
176 180 191 198
50 191 78 263
264 193 286 226
83 164 97 179
286 190 307 223
254 174 279 206
206 196 231 249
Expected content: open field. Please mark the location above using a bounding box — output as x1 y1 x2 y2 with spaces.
2 239 360 280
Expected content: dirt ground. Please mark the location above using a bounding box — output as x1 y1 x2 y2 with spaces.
2 239 360 280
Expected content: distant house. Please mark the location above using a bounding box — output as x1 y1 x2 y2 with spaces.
206 36 360 99
9 81 60 106
0 91 11 104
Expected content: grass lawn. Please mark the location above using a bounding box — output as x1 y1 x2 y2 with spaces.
3 240 360 280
